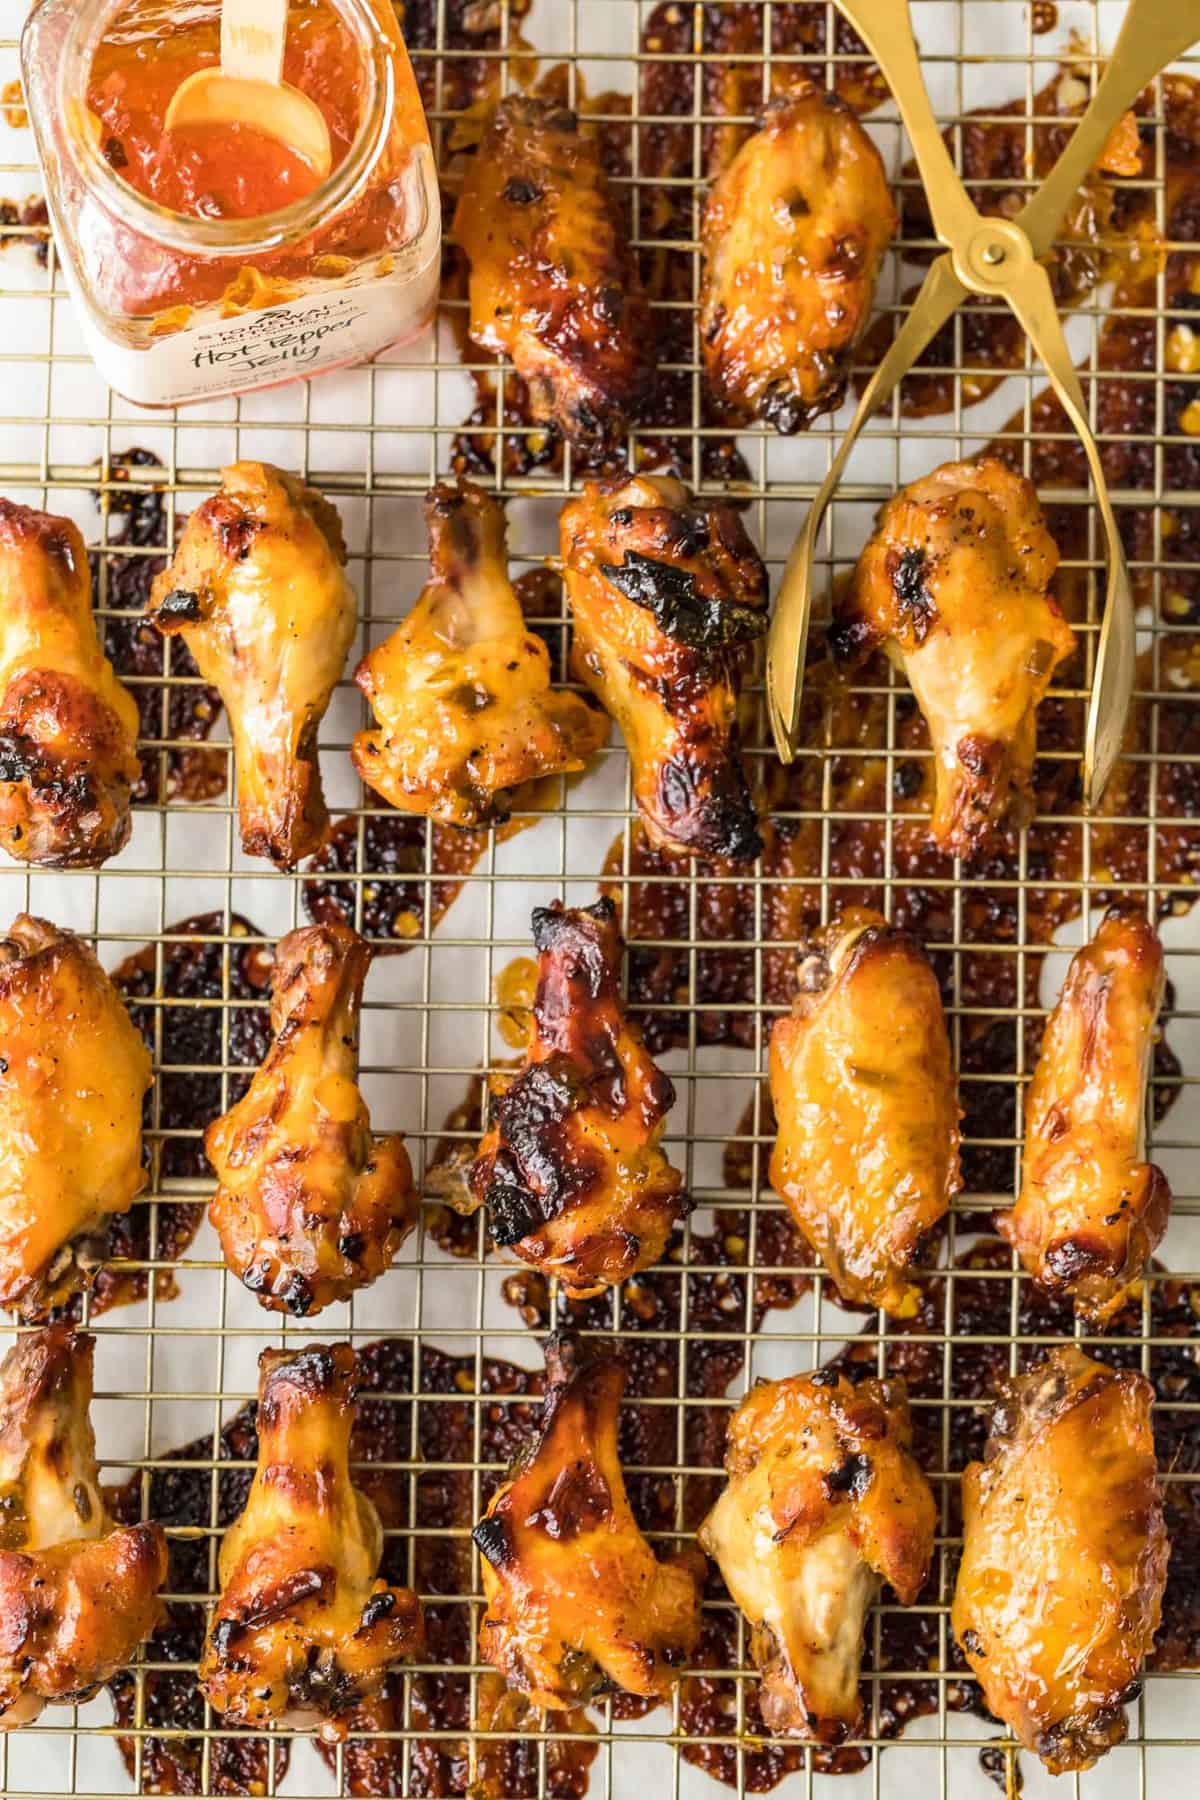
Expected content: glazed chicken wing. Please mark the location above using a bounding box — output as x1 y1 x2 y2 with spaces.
560 476 769 863
207 923 418 1317
769 907 961 1316
700 1369 935 1742
199 1344 423 1742
453 95 652 445
474 1334 703 1706
698 86 896 432
0 915 152 1318
470 898 685 1296
953 1346 1168 1773
832 456 1075 854
999 906 1170 1326
149 462 356 869
0 1327 166 1725
0 499 140 867
353 481 606 829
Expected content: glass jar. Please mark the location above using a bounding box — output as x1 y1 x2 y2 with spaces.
21 0 440 407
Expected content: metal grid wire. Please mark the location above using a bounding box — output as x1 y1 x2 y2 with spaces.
0 0 1196 1797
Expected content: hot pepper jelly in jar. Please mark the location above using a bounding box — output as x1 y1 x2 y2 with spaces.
21 0 440 406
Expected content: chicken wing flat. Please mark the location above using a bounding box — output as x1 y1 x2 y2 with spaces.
473 1334 703 1706
831 456 1075 854
953 1346 1168 1774
453 95 651 445
0 1327 166 1725
353 481 606 829
0 915 152 1318
699 1369 935 1742
149 462 356 869
769 907 961 1316
470 898 685 1296
698 86 896 433
560 475 769 862
208 923 418 1317
0 499 140 868
199 1344 423 1742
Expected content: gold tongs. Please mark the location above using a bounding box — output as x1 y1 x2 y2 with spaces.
766 0 1199 811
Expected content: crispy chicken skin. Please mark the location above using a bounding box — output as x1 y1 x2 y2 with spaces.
698 86 897 433
0 500 140 868
0 1327 166 1725
953 1347 1168 1774
198 1344 424 1743
699 1370 935 1742
832 456 1075 854
207 924 418 1317
453 95 652 445
0 916 152 1319
353 480 606 829
999 906 1170 1326
149 462 356 869
560 476 769 863
470 899 685 1296
473 1334 703 1706
769 908 961 1316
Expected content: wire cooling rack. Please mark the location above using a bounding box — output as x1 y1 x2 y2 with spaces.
0 1 1197 1797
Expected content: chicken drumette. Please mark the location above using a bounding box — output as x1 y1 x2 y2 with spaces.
769 908 961 1316
207 923 418 1317
0 499 140 868
199 1344 423 1742
473 1334 703 1706
149 462 356 869
560 475 769 863
0 1327 166 1724
953 1346 1168 1774
353 482 606 828
831 456 1075 855
698 86 896 432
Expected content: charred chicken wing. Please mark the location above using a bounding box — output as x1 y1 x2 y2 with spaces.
700 1369 935 1742
698 86 897 432
560 475 769 863
832 456 1074 854
454 95 652 445
208 923 418 1317
769 907 961 1315
199 1344 424 1742
0 915 152 1318
0 1327 166 1724
149 462 356 869
353 481 606 828
473 1333 703 1706
953 1346 1168 1774
0 499 140 868
470 898 685 1296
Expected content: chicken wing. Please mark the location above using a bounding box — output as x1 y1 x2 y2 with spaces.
353 481 606 829
998 905 1170 1326
0 1327 166 1725
953 1346 1168 1774
207 923 418 1317
699 1369 935 1742
769 907 961 1316
453 95 652 445
198 1343 423 1742
148 462 356 869
470 898 685 1296
0 915 152 1318
698 86 896 433
560 475 769 863
0 499 140 868
831 456 1075 854
473 1333 703 1706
